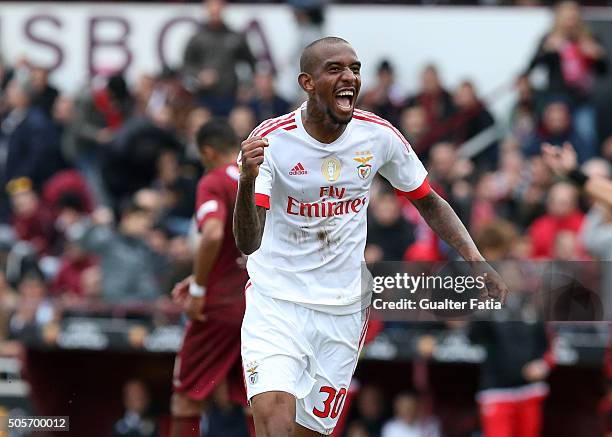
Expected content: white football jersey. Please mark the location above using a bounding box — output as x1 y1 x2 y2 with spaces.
243 103 430 315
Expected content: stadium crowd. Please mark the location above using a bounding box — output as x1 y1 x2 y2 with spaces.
0 0 611 436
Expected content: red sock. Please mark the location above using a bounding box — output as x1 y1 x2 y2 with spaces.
170 416 200 437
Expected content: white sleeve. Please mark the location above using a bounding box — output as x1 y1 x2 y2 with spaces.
377 130 430 199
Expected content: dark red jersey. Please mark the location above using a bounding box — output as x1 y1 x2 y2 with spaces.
194 163 247 323
173 163 248 402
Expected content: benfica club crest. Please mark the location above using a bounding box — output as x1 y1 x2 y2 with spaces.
246 361 259 385
354 151 374 180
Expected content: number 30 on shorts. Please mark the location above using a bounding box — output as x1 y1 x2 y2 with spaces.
313 386 347 419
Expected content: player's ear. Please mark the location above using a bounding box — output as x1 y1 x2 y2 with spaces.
298 72 314 94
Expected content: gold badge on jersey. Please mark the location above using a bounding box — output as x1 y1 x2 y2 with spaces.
354 150 373 179
321 156 342 182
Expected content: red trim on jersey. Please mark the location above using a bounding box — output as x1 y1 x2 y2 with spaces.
353 111 409 145
395 178 431 200
244 281 252 292
250 113 296 138
249 113 295 138
283 124 297 131
255 193 270 209
260 118 296 138
353 110 410 150
354 109 407 141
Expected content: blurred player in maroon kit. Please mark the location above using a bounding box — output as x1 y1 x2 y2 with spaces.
170 119 252 437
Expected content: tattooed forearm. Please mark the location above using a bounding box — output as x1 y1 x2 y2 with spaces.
411 190 484 263
233 177 266 255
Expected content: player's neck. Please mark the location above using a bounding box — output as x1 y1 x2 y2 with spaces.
302 102 347 144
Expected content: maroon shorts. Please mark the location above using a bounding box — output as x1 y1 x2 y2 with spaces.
173 319 245 405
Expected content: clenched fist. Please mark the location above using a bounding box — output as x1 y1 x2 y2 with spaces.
240 136 269 180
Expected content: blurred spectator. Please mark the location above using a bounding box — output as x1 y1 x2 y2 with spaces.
425 142 474 221
516 156 553 228
601 135 612 164
524 100 590 163
50 96 74 172
9 270 55 338
152 150 198 236
346 384 387 436
491 149 531 225
345 420 370 437
68 74 133 205
469 172 507 234
206 381 249 437
0 271 17 341
452 80 495 144
525 0 608 155
29 66 58 117
290 0 326 84
102 112 182 207
52 193 97 297
51 240 97 298
405 64 454 127
247 70 290 123
469 321 552 437
112 379 158 437
7 177 57 256
148 68 193 136
427 142 459 195
582 205 612 317
366 186 415 262
81 265 102 299
553 229 581 261
1 78 57 190
161 235 193 293
381 392 440 437
510 75 538 144
528 181 584 259
399 105 429 149
184 106 212 161
133 73 155 117
42 169 95 215
229 105 257 141
360 60 404 124
474 220 522 260
582 157 612 181
63 202 162 303
182 0 255 116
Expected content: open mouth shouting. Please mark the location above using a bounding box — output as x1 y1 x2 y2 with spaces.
334 88 356 114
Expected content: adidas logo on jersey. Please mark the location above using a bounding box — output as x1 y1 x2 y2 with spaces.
289 162 308 176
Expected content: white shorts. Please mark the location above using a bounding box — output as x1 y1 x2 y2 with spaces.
241 285 370 435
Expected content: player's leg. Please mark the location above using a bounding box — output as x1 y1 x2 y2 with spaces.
242 287 318 437
171 319 242 437
170 392 205 437
250 391 296 436
296 307 370 436
296 423 325 437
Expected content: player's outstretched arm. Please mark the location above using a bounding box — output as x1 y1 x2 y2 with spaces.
411 190 482 262
411 190 508 301
233 137 268 255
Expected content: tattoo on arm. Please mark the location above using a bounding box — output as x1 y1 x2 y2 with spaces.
233 177 266 255
411 190 483 263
